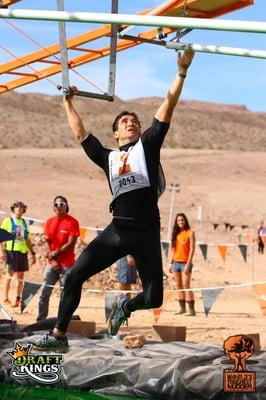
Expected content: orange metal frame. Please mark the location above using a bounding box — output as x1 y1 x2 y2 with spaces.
0 0 21 6
0 0 254 94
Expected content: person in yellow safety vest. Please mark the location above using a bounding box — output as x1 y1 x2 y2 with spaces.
0 201 36 307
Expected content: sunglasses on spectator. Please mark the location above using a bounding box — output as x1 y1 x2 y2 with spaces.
54 202 67 208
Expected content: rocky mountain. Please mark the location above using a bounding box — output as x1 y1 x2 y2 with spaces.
0 91 265 150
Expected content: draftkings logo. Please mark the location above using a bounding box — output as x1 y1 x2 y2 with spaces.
222 335 258 393
5 342 63 384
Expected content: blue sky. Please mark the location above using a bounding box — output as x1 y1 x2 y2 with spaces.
0 0 265 111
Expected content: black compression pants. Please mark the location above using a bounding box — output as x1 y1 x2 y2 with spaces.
56 219 163 332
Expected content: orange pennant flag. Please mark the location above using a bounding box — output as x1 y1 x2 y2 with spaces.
218 244 228 262
79 227 87 242
152 308 162 324
152 291 173 324
252 284 266 316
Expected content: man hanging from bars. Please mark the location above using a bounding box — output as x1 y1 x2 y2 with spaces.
33 48 194 351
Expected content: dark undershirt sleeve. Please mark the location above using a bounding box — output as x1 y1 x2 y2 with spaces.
141 118 170 149
81 133 110 170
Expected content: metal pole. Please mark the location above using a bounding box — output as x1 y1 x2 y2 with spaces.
251 241 255 282
166 41 266 60
196 205 203 243
0 9 266 34
108 0 118 98
57 0 70 94
167 183 180 242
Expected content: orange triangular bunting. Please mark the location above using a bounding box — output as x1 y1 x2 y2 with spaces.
152 291 173 323
218 244 228 262
152 308 162 324
252 284 266 316
79 227 87 242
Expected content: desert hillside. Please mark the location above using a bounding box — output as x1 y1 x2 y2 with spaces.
0 91 266 151
0 148 265 233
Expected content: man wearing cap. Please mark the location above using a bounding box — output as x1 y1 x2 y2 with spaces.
36 195 80 322
0 201 36 307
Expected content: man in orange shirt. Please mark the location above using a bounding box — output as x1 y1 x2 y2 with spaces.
36 196 80 321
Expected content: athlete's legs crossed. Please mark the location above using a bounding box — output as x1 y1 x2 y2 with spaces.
126 224 163 312
55 223 125 332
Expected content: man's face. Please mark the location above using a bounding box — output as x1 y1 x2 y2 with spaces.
54 199 67 216
13 204 25 217
114 115 141 146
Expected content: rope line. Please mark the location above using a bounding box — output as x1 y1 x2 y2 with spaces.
3 19 106 94
1 273 266 293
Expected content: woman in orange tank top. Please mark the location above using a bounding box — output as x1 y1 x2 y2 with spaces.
170 213 196 316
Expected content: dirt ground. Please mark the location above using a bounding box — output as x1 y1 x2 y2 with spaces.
0 148 266 350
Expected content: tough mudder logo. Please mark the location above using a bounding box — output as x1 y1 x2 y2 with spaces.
222 335 257 393
5 342 63 384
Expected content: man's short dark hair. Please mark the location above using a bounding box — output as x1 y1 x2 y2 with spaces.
112 111 141 132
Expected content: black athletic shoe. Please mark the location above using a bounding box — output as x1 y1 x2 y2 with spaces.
32 332 68 351
108 295 131 336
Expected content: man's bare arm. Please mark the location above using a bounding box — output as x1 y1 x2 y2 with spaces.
63 87 87 142
155 48 194 123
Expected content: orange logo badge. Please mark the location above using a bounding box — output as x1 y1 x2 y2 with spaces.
222 335 258 393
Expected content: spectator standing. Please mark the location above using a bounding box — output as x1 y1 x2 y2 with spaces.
36 195 80 321
117 255 138 293
257 221 265 254
0 201 36 307
170 213 196 316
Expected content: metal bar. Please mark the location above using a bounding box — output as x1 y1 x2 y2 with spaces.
167 183 180 242
120 34 166 46
57 0 70 94
121 28 192 46
0 9 266 34
74 90 113 101
107 0 118 99
166 41 266 59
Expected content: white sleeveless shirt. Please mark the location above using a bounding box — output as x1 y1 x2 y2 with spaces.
108 139 150 200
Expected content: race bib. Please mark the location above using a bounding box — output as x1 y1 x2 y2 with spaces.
108 139 150 199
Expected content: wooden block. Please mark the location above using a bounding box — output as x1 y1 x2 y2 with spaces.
152 325 186 342
247 333 260 351
68 320 96 337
